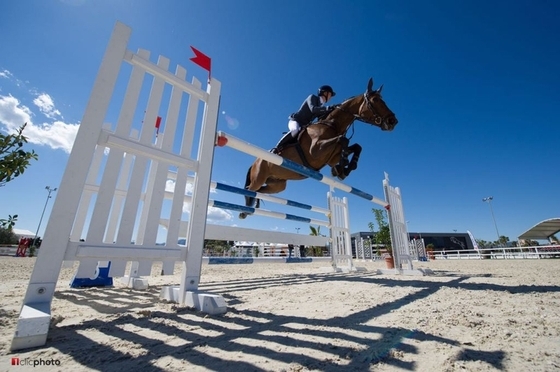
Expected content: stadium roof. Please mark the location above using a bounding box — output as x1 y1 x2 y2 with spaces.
517 218 560 240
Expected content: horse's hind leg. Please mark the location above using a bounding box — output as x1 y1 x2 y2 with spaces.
239 160 274 219
256 179 287 195
240 164 261 219
239 180 287 219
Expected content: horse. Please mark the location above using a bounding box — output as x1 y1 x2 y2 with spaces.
239 78 398 219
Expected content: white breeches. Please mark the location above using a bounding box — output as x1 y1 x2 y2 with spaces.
288 119 300 137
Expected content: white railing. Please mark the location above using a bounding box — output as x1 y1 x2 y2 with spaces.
431 245 560 260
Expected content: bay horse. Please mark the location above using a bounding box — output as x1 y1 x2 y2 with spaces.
239 78 397 219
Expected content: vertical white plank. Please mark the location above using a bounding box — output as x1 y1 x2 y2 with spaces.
180 78 221 300
167 76 202 247
70 142 106 242
106 151 135 243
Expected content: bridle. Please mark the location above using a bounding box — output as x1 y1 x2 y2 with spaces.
357 91 392 129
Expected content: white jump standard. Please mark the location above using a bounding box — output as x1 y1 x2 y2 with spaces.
10 21 222 351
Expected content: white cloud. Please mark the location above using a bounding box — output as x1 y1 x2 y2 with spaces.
206 206 234 222
0 94 33 130
33 93 62 119
180 201 234 222
24 120 79 153
0 69 25 88
0 94 78 153
165 179 233 222
165 179 217 195
0 69 13 79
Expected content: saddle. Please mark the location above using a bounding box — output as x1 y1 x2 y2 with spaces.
273 125 315 170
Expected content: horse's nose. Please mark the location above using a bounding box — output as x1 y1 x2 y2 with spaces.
383 116 397 131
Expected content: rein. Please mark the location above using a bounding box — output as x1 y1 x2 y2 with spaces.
314 91 386 139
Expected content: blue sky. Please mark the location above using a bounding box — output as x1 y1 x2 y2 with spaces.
1 0 559 244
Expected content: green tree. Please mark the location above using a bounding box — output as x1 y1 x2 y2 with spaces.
309 225 326 256
0 227 19 244
368 208 392 257
476 239 489 248
498 235 509 247
0 214 18 230
204 239 230 256
0 123 38 187
520 239 539 247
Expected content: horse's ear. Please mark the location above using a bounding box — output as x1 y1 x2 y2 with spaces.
377 84 384 94
367 78 373 92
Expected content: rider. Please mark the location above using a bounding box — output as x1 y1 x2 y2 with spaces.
271 85 339 154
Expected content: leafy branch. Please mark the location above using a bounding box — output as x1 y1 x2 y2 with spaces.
0 123 38 187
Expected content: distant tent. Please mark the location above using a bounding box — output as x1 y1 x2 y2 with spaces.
12 229 36 238
518 218 560 242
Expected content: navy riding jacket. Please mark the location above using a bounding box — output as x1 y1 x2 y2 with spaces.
289 94 330 125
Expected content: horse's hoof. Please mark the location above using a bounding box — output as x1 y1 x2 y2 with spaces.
331 166 347 180
239 213 247 219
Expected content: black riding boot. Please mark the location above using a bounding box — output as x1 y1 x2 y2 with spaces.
271 131 297 154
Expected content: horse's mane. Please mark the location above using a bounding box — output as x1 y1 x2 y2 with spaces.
316 94 360 122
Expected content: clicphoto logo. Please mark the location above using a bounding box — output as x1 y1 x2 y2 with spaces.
10 357 61 367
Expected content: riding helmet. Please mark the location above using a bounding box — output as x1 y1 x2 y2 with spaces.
318 85 336 97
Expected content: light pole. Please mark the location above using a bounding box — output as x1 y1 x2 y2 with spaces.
482 196 501 245
33 186 57 246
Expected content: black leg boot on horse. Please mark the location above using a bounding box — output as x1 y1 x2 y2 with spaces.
331 141 362 180
331 137 350 180
343 143 362 177
271 130 298 154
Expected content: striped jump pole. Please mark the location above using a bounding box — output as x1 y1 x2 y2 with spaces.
211 182 331 215
209 200 329 227
172 191 331 227
216 131 388 208
169 172 331 216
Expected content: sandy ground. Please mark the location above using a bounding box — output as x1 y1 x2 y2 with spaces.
1 257 559 372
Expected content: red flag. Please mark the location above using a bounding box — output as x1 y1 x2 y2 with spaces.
155 116 162 136
190 46 211 79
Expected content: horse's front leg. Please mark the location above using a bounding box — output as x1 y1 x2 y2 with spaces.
343 143 362 177
330 142 361 180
